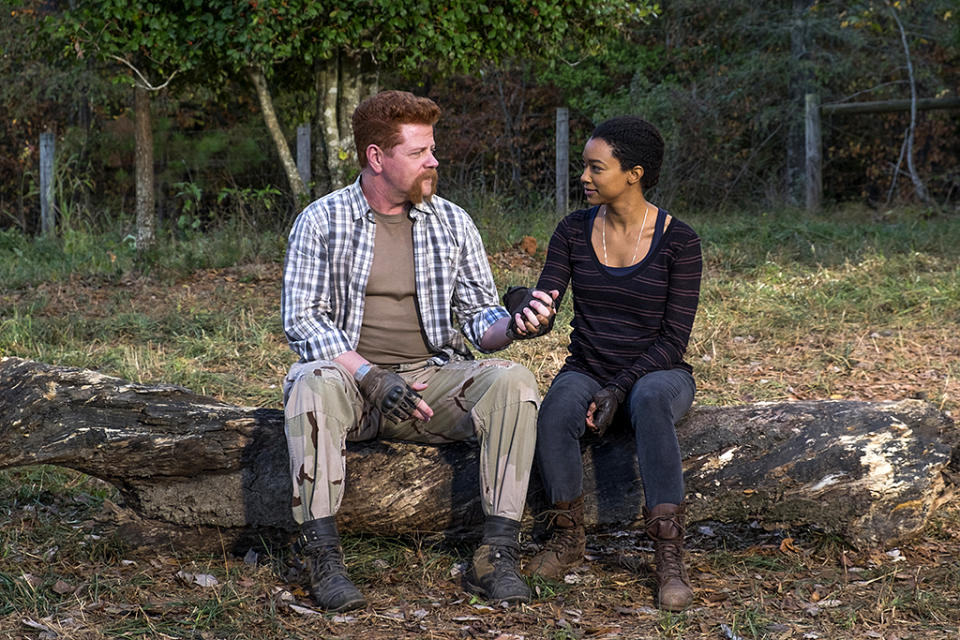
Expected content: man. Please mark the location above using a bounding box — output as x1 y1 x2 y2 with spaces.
281 90 556 612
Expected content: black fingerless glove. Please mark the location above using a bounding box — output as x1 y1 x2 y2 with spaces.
356 365 422 423
502 285 555 340
590 385 626 437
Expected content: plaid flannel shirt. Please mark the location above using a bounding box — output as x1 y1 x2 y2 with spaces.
282 178 509 363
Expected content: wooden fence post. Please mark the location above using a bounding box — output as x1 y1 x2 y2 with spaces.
39 131 55 236
296 123 311 191
804 93 822 212
555 107 569 216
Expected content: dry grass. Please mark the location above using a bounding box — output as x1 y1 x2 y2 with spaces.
1 466 958 639
2 207 959 638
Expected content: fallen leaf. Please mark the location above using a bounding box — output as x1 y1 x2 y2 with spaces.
22 619 52 632
51 580 75 594
379 608 405 620
176 570 219 588
289 603 322 616
331 614 357 623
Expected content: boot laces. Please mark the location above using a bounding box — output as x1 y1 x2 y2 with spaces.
311 545 348 580
538 504 581 548
544 525 582 553
647 513 686 580
656 540 685 579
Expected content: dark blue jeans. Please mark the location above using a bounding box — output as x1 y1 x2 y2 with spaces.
535 368 695 508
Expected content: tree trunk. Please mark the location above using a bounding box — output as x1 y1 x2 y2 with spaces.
1 357 956 549
134 84 155 254
888 5 930 204
315 52 377 192
248 65 307 201
786 0 814 206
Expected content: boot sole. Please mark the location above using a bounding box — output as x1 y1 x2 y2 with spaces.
311 591 367 613
463 575 530 605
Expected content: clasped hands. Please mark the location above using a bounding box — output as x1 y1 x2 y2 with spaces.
502 286 559 340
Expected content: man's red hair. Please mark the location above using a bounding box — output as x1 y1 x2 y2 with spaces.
352 91 441 168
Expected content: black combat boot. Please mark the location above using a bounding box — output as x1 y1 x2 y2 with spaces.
299 517 366 612
465 516 531 605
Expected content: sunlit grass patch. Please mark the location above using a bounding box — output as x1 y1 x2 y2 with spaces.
2 205 960 638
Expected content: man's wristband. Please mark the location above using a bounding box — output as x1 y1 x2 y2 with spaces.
354 363 372 382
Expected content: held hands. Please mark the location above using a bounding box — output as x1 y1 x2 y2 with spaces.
355 364 431 423
502 286 560 340
586 385 625 438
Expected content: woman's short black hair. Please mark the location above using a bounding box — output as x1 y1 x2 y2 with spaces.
590 116 664 190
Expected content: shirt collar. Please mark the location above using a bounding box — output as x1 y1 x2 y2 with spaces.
350 175 437 223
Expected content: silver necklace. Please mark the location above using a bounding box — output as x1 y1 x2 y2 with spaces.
601 203 651 266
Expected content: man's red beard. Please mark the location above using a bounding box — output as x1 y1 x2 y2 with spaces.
406 169 438 204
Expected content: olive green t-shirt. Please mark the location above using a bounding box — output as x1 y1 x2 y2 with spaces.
356 211 433 364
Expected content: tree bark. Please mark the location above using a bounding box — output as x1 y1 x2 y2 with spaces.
786 0 814 206
888 4 930 204
248 65 307 201
134 84 155 254
315 52 377 193
1 357 956 549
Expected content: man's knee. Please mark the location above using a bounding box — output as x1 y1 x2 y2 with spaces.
484 360 540 404
285 363 359 432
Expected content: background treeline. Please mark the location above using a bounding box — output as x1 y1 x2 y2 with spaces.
1 0 957 243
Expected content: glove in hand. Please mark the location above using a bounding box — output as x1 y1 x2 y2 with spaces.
357 365 422 423
589 385 625 437
502 286 555 340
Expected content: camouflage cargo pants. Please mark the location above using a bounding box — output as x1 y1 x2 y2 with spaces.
283 358 540 524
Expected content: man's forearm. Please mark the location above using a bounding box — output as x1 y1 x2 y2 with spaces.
478 317 513 352
333 350 370 378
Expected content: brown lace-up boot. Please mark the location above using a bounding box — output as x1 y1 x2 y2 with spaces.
643 503 693 611
525 495 586 580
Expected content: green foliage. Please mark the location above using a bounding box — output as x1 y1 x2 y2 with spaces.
204 0 656 78
369 0 660 76
50 0 209 88
532 0 960 210
200 1 324 77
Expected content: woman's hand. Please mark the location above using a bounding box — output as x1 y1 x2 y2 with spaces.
502 287 559 339
586 385 625 437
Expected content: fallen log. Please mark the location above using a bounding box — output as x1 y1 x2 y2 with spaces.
1 357 956 548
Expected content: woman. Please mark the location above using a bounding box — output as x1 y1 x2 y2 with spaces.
511 116 702 611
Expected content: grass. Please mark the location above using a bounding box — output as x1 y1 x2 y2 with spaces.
1 203 960 638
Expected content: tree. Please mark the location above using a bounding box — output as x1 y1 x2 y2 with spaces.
308 1 661 192
53 0 206 256
204 1 658 197
814 0 956 205
199 2 325 202
885 0 930 204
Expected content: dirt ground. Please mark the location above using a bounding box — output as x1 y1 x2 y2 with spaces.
2 257 958 639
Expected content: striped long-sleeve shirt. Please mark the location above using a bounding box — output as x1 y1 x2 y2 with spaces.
536 206 702 398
